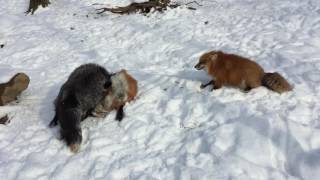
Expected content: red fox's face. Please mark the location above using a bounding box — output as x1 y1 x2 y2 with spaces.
194 52 218 72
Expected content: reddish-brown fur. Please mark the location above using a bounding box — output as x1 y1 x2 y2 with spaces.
262 72 292 93
195 51 292 93
0 73 30 105
108 69 138 111
93 69 138 119
121 70 138 103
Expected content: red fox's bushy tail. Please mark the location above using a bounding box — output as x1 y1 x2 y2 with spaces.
262 72 292 93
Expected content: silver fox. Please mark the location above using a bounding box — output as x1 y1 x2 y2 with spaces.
49 63 112 153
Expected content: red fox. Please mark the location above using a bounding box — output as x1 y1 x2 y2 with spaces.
92 69 138 121
194 51 292 93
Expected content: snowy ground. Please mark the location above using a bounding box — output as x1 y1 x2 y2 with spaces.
1 0 320 179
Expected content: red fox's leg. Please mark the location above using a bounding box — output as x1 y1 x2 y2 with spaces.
115 105 125 121
243 87 252 93
239 80 252 93
212 80 222 90
200 80 214 89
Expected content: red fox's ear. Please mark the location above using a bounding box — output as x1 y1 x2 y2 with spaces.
210 54 218 62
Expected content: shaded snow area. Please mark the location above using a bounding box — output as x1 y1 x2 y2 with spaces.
1 0 320 179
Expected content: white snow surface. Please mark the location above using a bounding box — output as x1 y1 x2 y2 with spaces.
1 0 320 179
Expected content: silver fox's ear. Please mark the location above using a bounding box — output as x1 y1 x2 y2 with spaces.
104 80 112 89
211 54 218 61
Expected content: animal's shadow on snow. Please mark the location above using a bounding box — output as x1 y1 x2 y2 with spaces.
168 69 211 83
135 69 211 90
239 115 320 179
39 82 61 138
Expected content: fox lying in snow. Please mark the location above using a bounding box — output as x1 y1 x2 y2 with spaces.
0 73 30 106
195 51 292 93
92 69 138 121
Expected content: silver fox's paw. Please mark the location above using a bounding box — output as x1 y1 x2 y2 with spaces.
91 111 108 118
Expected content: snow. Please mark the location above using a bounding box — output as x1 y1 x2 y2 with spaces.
1 0 320 179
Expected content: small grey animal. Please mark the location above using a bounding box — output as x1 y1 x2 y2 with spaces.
49 63 112 153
